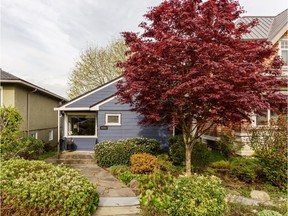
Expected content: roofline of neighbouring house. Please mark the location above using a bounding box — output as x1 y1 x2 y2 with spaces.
0 79 68 102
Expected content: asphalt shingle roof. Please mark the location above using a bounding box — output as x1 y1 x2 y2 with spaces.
0 70 21 80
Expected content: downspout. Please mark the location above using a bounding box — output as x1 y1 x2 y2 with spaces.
57 110 61 159
27 89 37 136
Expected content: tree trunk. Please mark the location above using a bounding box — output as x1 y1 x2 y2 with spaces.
185 143 192 176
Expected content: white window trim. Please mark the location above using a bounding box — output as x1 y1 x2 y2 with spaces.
252 110 276 127
31 132 38 139
279 39 288 69
105 113 121 126
49 129 53 141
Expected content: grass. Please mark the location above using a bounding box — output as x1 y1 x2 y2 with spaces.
38 151 57 160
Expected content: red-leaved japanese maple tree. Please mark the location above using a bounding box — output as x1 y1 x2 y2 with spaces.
116 0 286 175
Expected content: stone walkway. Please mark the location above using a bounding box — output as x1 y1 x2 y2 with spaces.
45 152 140 216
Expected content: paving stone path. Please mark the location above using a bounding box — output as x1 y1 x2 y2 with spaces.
45 152 140 216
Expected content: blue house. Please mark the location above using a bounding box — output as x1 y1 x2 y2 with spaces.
54 77 172 151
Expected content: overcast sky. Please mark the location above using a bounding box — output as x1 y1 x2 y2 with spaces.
1 0 287 98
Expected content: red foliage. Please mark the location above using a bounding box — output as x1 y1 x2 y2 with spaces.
116 0 286 131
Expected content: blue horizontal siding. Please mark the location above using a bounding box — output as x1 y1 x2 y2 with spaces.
64 137 97 151
67 83 117 108
97 110 171 144
100 98 131 110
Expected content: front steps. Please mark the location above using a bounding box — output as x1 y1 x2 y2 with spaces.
45 151 95 165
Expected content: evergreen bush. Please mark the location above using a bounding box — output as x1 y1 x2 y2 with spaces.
230 157 259 183
257 210 282 216
167 175 226 216
1 159 99 216
94 138 161 167
169 135 210 171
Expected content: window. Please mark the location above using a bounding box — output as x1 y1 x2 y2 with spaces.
280 40 288 67
68 113 96 136
105 113 121 126
49 130 53 141
255 110 278 126
31 132 38 139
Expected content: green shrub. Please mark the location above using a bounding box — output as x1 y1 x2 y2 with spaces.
210 160 231 169
130 153 159 174
0 106 22 147
17 137 44 160
118 171 136 185
1 159 99 216
169 136 210 171
138 169 174 211
257 210 282 216
230 157 259 183
2 137 45 160
94 138 161 167
108 165 130 176
0 106 23 159
249 116 288 189
167 175 226 216
129 137 161 155
192 141 210 172
216 133 244 158
169 135 185 165
157 154 177 172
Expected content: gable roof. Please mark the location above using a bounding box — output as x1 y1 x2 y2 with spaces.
1 69 67 102
55 76 123 111
239 9 288 44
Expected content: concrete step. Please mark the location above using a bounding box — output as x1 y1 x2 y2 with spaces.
59 152 95 160
93 206 140 216
99 197 140 207
56 159 96 164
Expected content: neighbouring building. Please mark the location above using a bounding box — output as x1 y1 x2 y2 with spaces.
0 69 67 147
54 77 172 151
202 9 288 155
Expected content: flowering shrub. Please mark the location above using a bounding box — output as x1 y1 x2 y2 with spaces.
94 138 161 167
249 116 288 189
1 159 99 215
66 139 74 145
130 153 159 174
167 175 226 216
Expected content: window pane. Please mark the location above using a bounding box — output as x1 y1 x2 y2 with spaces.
256 110 268 125
281 40 288 48
107 116 119 123
281 50 288 66
270 111 278 123
68 115 95 135
49 130 53 141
